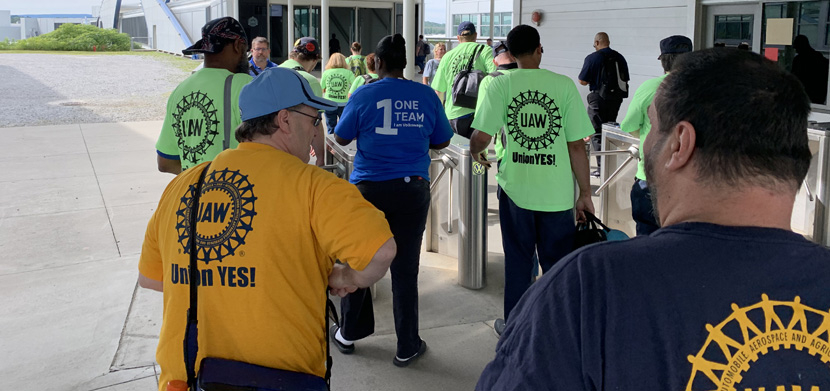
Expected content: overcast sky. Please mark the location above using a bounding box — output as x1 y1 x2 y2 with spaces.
0 0 102 14
1 0 445 23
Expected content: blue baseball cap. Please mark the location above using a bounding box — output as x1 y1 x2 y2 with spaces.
239 68 336 121
458 21 476 36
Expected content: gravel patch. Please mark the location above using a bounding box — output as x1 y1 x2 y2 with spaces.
0 53 200 127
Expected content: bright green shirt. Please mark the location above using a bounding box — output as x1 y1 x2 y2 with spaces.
431 42 496 120
348 73 378 96
472 69 594 212
156 68 252 170
279 59 323 97
477 67 518 161
321 68 356 103
620 73 668 181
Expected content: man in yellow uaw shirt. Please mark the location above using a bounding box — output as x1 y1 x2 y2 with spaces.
138 67 396 391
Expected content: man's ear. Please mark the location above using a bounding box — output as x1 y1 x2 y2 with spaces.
274 110 292 134
665 121 696 172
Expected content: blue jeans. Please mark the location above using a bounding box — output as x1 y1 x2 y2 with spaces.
498 187 575 321
415 55 426 71
339 176 431 358
325 105 344 134
630 179 660 236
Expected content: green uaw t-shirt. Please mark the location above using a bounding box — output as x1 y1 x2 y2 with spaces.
620 73 668 181
321 68 356 103
431 42 496 120
279 59 323 97
156 68 252 171
349 73 378 96
477 68 518 161
472 69 594 212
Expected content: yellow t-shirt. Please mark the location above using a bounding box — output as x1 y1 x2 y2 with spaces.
139 142 392 390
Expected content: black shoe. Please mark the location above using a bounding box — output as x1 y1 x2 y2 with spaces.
330 325 355 354
590 170 600 178
494 318 506 337
393 340 427 367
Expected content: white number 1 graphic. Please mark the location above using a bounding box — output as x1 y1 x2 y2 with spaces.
375 99 399 135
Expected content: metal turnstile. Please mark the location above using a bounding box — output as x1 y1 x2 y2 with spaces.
425 135 489 289
594 123 830 245
326 135 488 289
594 124 640 238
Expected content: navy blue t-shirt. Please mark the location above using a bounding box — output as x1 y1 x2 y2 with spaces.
478 223 830 390
578 48 628 91
335 77 453 183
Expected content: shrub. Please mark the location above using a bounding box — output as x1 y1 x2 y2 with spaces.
0 23 132 51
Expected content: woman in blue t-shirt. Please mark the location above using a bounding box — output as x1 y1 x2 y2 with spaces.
330 33 454 366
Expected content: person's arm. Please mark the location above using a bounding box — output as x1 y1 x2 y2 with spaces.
422 76 429 85
568 139 594 222
157 155 182 174
328 238 396 296
138 272 163 292
311 122 325 166
470 130 493 168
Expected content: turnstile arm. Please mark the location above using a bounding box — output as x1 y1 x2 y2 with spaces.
593 145 640 196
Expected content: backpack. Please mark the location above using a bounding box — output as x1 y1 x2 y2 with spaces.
348 56 367 77
361 74 375 84
422 41 431 55
451 44 487 109
597 51 630 100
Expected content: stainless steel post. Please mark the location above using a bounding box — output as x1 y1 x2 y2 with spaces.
450 140 487 290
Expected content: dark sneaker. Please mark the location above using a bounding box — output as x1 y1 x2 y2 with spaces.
393 340 427 367
494 318 506 337
330 325 355 354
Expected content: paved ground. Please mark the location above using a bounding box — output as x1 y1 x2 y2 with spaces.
0 53 196 127
2 120 576 391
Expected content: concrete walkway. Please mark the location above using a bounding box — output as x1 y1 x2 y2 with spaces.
0 121 515 391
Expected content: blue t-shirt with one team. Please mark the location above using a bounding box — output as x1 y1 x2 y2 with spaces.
335 77 453 183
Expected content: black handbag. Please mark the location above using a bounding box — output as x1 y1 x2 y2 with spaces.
573 211 614 250
451 44 487 109
183 163 337 391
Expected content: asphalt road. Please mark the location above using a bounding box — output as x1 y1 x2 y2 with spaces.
0 52 197 127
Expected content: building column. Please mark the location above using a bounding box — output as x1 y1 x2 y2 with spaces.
288 0 295 52
322 0 329 71
403 0 415 79
489 0 494 41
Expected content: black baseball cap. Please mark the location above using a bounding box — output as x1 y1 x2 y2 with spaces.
183 17 247 55
658 35 693 59
493 41 509 57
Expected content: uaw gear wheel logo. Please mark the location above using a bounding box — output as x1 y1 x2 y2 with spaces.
506 90 562 151
176 168 257 264
685 294 830 391
172 90 221 166
328 73 350 99
449 53 474 76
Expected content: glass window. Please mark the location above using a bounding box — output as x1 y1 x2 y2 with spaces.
480 26 490 37
714 14 753 45
482 14 490 25
502 12 511 25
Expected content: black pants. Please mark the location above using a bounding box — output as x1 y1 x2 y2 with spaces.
339 176 430 358
587 92 622 169
630 179 660 236
449 114 475 138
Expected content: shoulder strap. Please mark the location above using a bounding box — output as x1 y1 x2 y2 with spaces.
362 74 374 83
293 65 305 71
223 74 234 150
184 162 211 389
489 70 504 78
465 44 485 72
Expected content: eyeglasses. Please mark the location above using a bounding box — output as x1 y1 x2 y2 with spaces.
252 48 269 52
288 109 322 127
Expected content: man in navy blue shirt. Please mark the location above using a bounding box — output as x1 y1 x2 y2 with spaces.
578 32 629 176
478 49 830 390
248 36 277 77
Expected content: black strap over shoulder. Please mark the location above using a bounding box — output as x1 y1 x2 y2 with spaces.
185 162 211 388
465 44 485 72
293 65 305 71
223 75 234 150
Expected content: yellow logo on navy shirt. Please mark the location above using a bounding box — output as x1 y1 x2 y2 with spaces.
686 294 830 391
177 168 258 264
